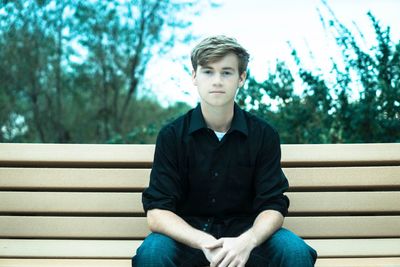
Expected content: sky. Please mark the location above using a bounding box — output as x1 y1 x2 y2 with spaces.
144 0 400 107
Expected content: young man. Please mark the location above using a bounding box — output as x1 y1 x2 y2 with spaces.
133 36 317 266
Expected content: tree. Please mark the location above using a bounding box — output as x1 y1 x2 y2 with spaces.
0 1 72 142
238 5 400 143
320 2 400 142
238 60 334 144
0 0 213 143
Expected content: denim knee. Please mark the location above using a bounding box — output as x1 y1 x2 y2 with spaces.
249 228 317 267
267 228 317 266
132 233 177 267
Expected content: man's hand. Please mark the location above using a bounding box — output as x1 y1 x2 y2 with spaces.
198 234 223 263
201 243 223 264
203 230 257 267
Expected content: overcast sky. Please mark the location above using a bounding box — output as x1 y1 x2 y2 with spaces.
145 0 400 107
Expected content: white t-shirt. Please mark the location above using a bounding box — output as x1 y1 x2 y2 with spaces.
214 130 226 141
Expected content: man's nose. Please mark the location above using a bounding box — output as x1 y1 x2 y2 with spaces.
212 73 223 85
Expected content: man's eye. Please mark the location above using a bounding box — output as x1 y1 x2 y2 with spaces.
223 71 232 76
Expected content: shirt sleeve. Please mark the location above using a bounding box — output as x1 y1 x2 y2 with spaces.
142 125 184 214
252 128 290 217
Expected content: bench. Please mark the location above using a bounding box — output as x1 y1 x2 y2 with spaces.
0 143 399 266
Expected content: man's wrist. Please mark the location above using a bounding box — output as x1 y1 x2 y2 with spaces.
240 228 258 249
196 232 216 250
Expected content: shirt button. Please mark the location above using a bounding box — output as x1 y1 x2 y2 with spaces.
214 172 219 177
211 198 216 203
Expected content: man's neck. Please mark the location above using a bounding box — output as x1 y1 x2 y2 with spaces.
200 102 234 132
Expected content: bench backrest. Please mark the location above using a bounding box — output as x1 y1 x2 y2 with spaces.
0 143 399 260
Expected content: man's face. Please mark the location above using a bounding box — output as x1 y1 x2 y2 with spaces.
192 53 246 108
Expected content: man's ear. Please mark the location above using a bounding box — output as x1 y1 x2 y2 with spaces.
239 71 247 87
192 69 197 86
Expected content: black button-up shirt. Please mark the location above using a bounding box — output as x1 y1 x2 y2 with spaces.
142 103 289 236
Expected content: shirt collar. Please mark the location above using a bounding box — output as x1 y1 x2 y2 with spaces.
188 103 248 137
188 104 207 134
230 103 248 136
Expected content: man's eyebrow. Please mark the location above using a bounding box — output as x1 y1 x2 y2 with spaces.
200 66 236 71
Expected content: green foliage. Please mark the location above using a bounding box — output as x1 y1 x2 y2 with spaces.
0 0 206 143
1 1 398 144
106 100 190 144
238 11 400 144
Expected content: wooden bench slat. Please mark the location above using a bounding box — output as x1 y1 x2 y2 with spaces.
1 166 399 190
0 168 150 190
289 191 400 214
0 259 129 267
1 239 400 258
0 144 155 168
285 166 400 189
285 216 400 238
1 143 399 167
307 238 400 257
281 143 400 167
1 258 400 267
0 239 137 258
0 192 143 214
1 192 399 214
1 216 399 238
0 217 148 239
316 258 400 267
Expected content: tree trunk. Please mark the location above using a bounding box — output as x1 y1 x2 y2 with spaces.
55 4 66 142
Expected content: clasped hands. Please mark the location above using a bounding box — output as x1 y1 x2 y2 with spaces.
201 231 257 267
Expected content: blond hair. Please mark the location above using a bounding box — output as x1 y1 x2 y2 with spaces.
191 35 250 74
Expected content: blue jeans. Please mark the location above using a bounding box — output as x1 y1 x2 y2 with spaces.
132 228 317 266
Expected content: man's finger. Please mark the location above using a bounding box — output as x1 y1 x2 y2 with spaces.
228 258 243 267
210 248 228 267
218 252 235 267
204 238 224 249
